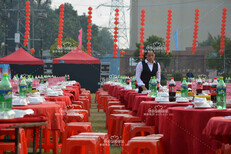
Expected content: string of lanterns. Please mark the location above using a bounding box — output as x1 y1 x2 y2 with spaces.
58 4 65 49
113 9 119 59
165 9 172 54
139 9 145 60
87 7 92 56
23 1 30 47
219 8 227 56
192 9 200 53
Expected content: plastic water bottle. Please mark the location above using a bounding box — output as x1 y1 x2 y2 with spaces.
196 77 203 95
149 76 157 97
40 75 44 84
156 77 160 91
131 76 136 89
169 77 176 102
20 77 27 97
181 78 188 97
26 75 32 93
210 77 218 103
216 77 226 109
0 73 12 111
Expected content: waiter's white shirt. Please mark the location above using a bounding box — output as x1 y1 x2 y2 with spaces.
135 59 161 86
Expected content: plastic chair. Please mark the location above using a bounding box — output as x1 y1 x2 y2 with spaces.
123 134 164 154
121 123 155 153
106 105 126 129
62 136 100 154
67 109 89 122
71 132 110 154
62 122 92 142
0 128 27 154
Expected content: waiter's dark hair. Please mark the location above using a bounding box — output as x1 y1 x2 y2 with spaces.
143 48 155 60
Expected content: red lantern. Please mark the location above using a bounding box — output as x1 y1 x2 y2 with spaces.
88 19 92 23
87 37 92 40
87 25 92 29
120 50 125 56
113 55 117 59
139 48 144 52
87 29 92 33
88 7 92 11
25 1 30 5
88 15 92 19
26 13 30 16
30 48 35 54
113 39 118 42
141 10 145 14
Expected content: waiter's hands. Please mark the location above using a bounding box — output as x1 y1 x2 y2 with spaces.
141 85 148 91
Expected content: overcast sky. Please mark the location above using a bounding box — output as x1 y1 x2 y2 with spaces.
51 0 130 28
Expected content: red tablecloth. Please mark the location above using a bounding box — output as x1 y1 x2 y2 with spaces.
161 107 231 154
103 83 111 91
119 89 134 105
45 95 72 106
0 114 47 129
124 91 137 108
114 86 124 98
137 101 192 127
65 86 80 101
203 116 231 144
12 104 64 131
132 95 155 113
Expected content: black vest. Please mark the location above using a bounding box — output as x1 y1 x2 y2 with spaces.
139 61 158 93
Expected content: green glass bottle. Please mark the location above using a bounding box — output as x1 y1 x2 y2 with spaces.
181 78 188 97
26 75 32 93
216 77 226 109
0 73 12 111
149 76 157 97
20 77 27 97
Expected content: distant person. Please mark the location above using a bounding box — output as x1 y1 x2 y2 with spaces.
186 71 194 79
135 48 161 93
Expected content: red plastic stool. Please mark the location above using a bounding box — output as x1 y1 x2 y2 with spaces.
67 104 83 109
111 109 133 115
121 123 155 153
62 122 92 142
67 109 89 122
0 128 27 154
108 114 130 145
72 101 88 110
123 134 164 154
62 136 100 154
72 132 110 154
66 112 84 123
106 105 126 129
113 115 141 144
79 97 90 116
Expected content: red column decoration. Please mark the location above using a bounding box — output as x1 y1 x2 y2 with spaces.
58 4 65 49
23 1 30 46
219 8 227 56
113 9 119 59
120 50 125 57
165 9 172 54
192 9 200 53
139 9 145 60
87 7 92 56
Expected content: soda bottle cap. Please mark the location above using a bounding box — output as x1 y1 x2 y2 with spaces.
220 77 223 79
183 78 186 80
3 73 8 76
171 77 174 79
214 77 217 79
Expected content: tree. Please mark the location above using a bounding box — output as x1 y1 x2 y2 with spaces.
198 33 215 47
133 35 173 68
49 37 80 57
98 28 114 54
206 36 231 73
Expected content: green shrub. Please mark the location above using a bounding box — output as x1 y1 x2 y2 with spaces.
173 72 183 81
